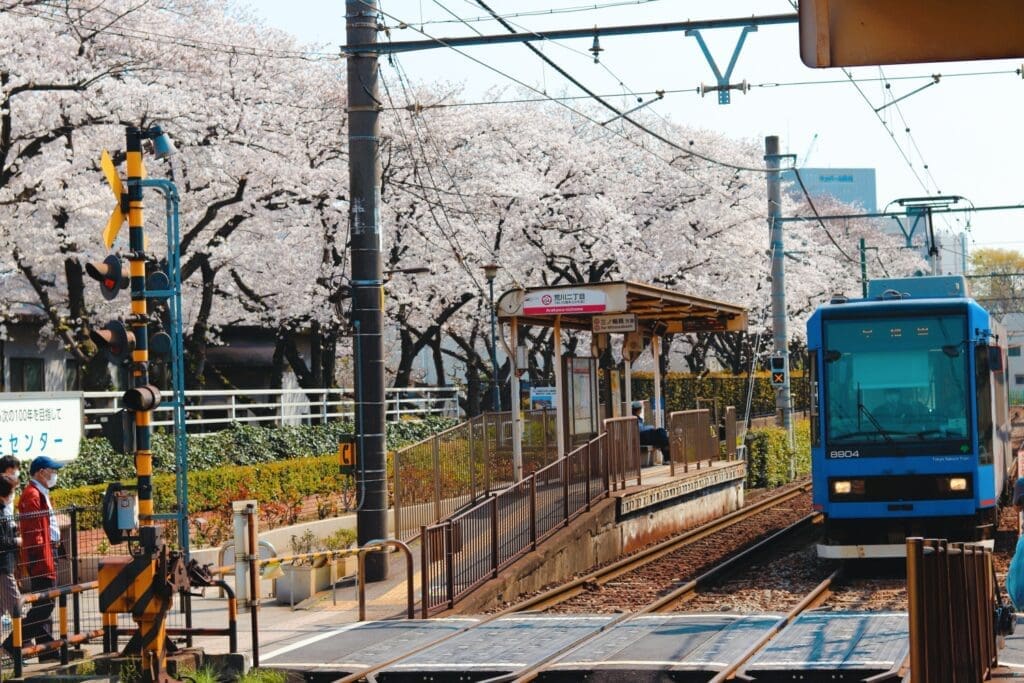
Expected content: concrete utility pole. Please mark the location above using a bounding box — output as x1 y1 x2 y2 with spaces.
346 0 388 581
765 136 793 444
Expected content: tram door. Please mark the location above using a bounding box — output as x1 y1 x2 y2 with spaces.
563 356 599 448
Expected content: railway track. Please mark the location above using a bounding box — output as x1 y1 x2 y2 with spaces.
335 482 820 683
520 481 815 613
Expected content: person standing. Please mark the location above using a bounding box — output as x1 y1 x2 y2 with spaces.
0 476 20 655
12 456 63 660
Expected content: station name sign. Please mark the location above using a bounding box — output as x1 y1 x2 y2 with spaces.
592 313 637 334
523 289 607 315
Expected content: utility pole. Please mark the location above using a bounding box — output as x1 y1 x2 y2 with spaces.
347 0 388 581
859 238 868 297
765 136 793 448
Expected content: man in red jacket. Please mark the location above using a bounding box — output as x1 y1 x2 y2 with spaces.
11 456 63 660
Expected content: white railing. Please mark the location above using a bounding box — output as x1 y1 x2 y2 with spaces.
82 386 463 434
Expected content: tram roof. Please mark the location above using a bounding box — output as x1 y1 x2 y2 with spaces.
496 280 747 336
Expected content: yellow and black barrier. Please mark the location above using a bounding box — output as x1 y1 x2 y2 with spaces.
8 580 102 678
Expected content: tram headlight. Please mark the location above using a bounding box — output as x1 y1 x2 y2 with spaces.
947 477 968 492
833 480 852 495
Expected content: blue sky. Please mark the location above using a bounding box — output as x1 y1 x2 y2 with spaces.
246 0 1024 256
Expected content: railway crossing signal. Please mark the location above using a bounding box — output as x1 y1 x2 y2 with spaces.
770 355 787 388
93 125 188 683
85 254 129 300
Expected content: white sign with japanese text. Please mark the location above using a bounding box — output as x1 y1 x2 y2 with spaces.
592 313 637 334
522 289 607 315
0 392 82 463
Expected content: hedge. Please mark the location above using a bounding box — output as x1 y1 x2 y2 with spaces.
63 417 457 489
52 453 353 544
630 372 809 416
745 419 811 488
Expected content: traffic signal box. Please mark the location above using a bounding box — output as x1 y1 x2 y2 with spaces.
770 355 787 388
91 126 184 683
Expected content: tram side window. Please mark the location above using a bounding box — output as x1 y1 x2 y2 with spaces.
975 346 993 464
809 351 819 447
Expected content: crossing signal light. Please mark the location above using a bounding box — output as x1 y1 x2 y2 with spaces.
86 254 129 300
123 385 162 412
99 409 136 455
90 320 135 364
770 355 787 387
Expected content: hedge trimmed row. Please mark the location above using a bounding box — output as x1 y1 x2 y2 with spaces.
745 419 811 488
63 417 457 489
630 372 809 417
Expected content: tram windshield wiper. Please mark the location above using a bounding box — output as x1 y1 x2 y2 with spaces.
856 402 895 444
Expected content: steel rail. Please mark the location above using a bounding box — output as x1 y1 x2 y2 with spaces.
511 481 812 612
332 482 811 683
644 511 823 613
501 511 825 683
707 568 841 683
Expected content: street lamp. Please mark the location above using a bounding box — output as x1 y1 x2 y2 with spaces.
483 263 501 412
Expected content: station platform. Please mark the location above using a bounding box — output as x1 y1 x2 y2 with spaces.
261 611 910 682
186 460 747 669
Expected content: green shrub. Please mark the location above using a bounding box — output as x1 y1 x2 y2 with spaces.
63 417 457 489
744 419 811 488
630 372 810 416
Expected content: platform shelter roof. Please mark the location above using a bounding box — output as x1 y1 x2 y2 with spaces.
496 280 747 335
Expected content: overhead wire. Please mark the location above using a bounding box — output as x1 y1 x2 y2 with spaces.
413 0 665 27
9 2 339 61
369 0 780 175
384 68 1021 111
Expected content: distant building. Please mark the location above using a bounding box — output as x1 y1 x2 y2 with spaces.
783 168 877 212
1004 313 1024 403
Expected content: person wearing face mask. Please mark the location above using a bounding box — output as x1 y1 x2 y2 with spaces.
0 474 20 659
8 456 63 660
0 455 20 518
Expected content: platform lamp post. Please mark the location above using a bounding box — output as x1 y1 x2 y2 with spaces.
483 263 501 412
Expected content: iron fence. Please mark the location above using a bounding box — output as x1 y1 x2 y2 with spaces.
83 386 462 435
906 538 998 682
0 505 192 675
393 409 557 542
419 417 632 616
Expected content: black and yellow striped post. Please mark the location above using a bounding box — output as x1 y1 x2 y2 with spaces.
125 126 155 541
93 126 171 682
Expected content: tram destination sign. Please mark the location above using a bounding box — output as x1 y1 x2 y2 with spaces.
592 313 637 334
522 288 607 315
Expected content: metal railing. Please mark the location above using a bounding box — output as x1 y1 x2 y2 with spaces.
83 386 462 434
393 409 557 542
906 537 998 682
419 417 634 616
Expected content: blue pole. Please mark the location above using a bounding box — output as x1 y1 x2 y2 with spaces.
140 178 188 556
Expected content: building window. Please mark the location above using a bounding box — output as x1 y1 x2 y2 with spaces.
1010 346 1022 358
64 360 80 391
1016 374 1024 386
9 358 44 392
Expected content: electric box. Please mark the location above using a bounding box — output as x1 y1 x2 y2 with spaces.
115 489 139 531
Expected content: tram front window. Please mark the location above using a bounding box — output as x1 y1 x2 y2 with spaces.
823 313 969 450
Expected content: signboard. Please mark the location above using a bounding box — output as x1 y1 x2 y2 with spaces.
681 316 728 333
523 288 607 316
0 392 82 462
529 386 556 410
592 313 637 334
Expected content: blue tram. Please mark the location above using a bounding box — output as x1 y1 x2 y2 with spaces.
806 276 1013 558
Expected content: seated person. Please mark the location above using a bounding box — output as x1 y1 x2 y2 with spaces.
631 401 670 463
